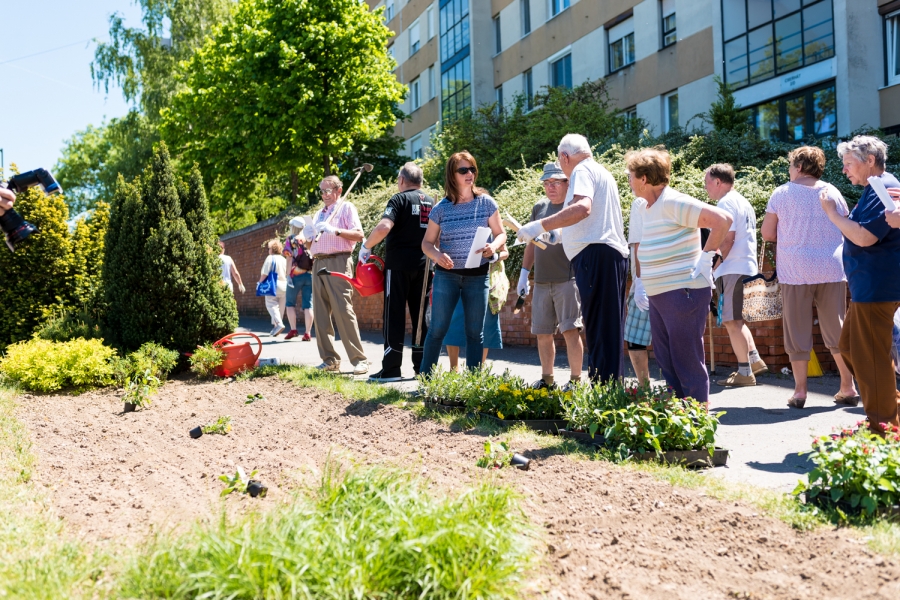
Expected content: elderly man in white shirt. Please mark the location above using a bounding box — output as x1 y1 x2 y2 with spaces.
517 134 629 383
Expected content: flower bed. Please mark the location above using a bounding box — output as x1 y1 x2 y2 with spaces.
561 381 725 459
794 422 900 518
418 367 569 421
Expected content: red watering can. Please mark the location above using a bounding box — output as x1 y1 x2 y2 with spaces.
317 255 385 297
213 332 262 377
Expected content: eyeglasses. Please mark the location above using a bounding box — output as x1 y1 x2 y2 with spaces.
318 187 339 196
543 179 566 186
455 166 477 175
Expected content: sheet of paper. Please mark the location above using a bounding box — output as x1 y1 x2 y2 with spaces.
301 214 315 240
465 227 492 268
868 176 897 211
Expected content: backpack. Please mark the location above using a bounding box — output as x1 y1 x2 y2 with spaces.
289 235 314 271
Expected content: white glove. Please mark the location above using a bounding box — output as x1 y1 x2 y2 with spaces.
517 268 531 297
238 283 246 294
303 224 316 240
315 221 337 235
516 220 546 244
540 228 562 245
632 278 649 312
359 245 372 264
690 251 716 287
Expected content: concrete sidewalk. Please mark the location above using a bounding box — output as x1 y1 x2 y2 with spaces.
239 316 863 492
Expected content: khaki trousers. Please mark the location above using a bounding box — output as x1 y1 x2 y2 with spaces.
781 282 846 361
839 301 900 433
312 254 366 366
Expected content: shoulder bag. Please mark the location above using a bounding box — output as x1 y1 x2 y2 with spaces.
741 240 782 322
256 258 278 297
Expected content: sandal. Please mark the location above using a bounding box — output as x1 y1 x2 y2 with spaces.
787 396 806 409
833 393 860 407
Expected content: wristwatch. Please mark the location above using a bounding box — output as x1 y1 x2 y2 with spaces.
335 229 341 236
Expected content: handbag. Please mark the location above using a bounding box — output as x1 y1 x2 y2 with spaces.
255 259 278 297
488 260 510 315
741 240 782 322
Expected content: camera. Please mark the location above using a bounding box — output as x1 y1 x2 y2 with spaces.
0 168 62 252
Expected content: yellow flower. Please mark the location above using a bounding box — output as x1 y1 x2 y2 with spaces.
513 390 522 397
540 389 549 397
498 383 510 392
526 395 534 402
497 411 505 420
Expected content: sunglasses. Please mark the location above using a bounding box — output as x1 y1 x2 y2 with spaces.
455 166 477 175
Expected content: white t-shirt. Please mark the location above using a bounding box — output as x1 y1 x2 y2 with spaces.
220 254 235 285
562 158 628 260
714 189 758 278
261 254 288 293
628 197 647 278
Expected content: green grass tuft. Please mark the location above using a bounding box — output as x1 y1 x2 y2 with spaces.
276 365 408 404
118 459 534 599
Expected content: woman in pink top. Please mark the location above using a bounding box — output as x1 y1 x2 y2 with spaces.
761 146 857 408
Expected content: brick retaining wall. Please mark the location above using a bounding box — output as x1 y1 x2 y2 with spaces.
220 220 837 372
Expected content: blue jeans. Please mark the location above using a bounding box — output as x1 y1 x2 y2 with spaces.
420 269 489 375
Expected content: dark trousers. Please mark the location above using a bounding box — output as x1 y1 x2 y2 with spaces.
571 243 627 383
381 267 432 377
648 286 712 403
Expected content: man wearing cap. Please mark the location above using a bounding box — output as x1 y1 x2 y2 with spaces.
359 162 434 382
517 163 583 390
310 175 368 374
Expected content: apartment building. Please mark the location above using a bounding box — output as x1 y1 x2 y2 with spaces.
369 0 900 158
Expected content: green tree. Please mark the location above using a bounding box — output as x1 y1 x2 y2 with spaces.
0 176 74 348
70 201 110 308
102 143 236 351
162 0 405 222
704 76 750 135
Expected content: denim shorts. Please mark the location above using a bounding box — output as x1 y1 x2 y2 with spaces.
285 273 312 309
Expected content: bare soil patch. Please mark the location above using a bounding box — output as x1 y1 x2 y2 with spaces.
16 375 900 599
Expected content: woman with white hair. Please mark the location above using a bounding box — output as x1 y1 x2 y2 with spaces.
282 216 315 341
820 135 900 434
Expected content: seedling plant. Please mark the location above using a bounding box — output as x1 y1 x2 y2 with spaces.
123 369 161 409
245 393 264 404
219 466 258 496
202 416 232 435
190 343 224 378
476 440 514 469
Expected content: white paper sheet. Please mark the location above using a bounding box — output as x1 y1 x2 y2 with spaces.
465 227 492 268
867 176 898 211
301 214 315 241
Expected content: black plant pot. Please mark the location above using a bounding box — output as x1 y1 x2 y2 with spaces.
124 402 136 413
247 480 268 498
189 426 203 439
511 454 530 470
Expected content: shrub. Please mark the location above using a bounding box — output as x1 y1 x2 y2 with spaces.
102 143 237 352
190 343 224 378
126 342 180 381
794 422 900 517
561 381 724 455
34 308 103 343
118 462 533 598
0 338 117 392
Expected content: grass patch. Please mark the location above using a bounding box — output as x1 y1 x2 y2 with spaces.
118 459 534 599
266 365 408 404
0 386 104 599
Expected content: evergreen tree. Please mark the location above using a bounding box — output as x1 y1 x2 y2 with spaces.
102 143 236 351
706 76 750 135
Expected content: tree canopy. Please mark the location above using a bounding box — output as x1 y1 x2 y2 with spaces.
161 0 405 217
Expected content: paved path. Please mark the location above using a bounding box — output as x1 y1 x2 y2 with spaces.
239 317 863 492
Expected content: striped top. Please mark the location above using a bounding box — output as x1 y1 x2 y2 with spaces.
637 187 707 297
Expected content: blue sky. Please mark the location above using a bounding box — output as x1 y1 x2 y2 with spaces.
0 1 144 178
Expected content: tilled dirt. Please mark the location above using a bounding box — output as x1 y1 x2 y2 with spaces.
16 375 900 599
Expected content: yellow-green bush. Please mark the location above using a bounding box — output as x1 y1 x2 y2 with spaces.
0 338 118 393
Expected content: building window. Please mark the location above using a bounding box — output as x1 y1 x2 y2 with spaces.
551 54 572 89
522 0 531 36
410 77 421 111
385 0 394 22
440 0 472 122
493 15 501 54
411 136 424 160
722 0 834 90
388 44 395 65
886 10 900 87
428 65 436 100
524 68 534 111
622 107 639 130
664 91 679 132
661 0 676 47
410 19 421 55
608 17 635 73
746 82 836 142
551 0 570 18
427 6 435 39
495 85 504 112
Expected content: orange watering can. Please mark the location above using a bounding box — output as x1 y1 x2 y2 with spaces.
317 255 385 297
213 332 263 377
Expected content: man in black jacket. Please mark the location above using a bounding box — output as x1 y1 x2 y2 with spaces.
360 162 434 382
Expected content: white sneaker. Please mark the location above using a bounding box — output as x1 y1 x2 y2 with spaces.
352 360 369 375
316 362 340 372
270 324 285 337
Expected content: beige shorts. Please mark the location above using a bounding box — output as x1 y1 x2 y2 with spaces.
531 279 583 335
782 282 847 361
715 273 751 322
